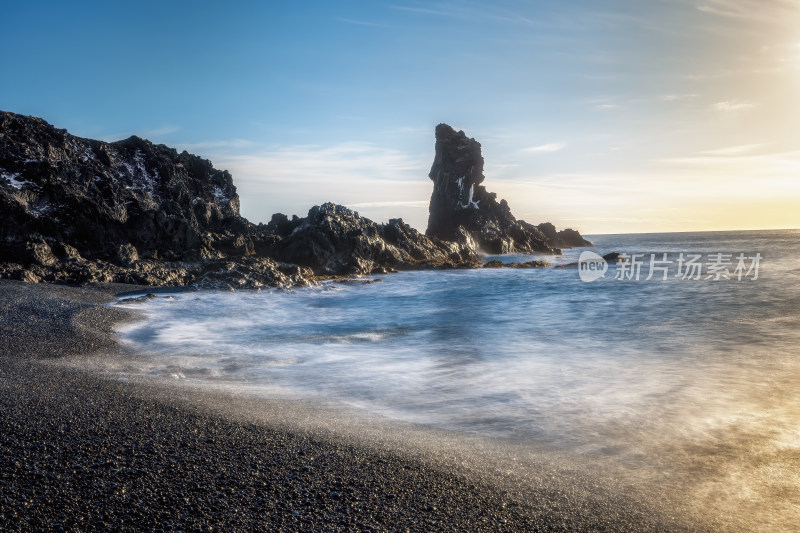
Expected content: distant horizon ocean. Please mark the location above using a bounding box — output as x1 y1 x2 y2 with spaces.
98 229 800 531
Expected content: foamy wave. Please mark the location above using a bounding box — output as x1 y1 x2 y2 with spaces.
96 230 800 531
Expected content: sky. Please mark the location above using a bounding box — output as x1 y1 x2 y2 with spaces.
2 0 799 234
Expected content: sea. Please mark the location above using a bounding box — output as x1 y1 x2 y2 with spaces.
105 229 800 531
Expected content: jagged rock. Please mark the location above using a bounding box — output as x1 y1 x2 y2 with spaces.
0 110 243 264
51 241 82 261
264 213 303 237
0 111 313 288
115 243 139 267
269 203 480 275
1 111 488 287
536 222 591 248
192 257 312 290
116 293 159 304
426 123 590 253
208 233 254 258
483 259 550 269
24 239 57 266
1 111 589 289
0 256 191 285
379 218 479 269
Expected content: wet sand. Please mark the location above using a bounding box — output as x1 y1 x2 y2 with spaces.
0 279 705 532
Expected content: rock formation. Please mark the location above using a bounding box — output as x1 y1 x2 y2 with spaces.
1 112 589 288
0 111 480 287
426 123 590 253
535 222 592 249
482 259 550 269
0 111 253 263
263 203 480 274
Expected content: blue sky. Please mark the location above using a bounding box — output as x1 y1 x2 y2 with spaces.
2 0 799 233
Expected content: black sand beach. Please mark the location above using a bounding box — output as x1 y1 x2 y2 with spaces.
0 280 705 532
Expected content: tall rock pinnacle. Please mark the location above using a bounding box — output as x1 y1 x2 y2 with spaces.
425 123 591 253
426 123 486 240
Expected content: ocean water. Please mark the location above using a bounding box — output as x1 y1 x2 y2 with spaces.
108 229 800 529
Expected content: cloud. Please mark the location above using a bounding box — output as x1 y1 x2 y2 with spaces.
594 104 619 109
712 100 757 112
389 5 451 16
207 142 433 226
695 0 800 24
337 17 388 28
700 143 768 155
661 93 700 101
142 125 181 138
774 42 800 71
348 200 428 208
524 142 566 153
99 124 181 142
175 139 256 151
388 3 541 27
389 126 432 136
696 3 748 18
654 150 800 181
215 142 426 184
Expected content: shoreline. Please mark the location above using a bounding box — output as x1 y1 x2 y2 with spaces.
0 279 705 532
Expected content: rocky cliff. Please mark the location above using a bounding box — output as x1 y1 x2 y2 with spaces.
0 112 248 264
1 112 591 288
0 111 481 287
426 124 590 253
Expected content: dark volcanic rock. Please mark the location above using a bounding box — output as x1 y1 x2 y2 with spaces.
0 253 310 289
1 111 589 288
0 111 247 265
0 111 483 287
426 123 487 242
483 259 550 269
0 111 311 287
24 238 58 266
536 222 592 248
266 203 480 275
426 123 590 254
192 257 312 290
264 212 303 237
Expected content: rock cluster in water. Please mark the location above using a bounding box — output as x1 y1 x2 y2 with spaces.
426 123 591 253
0 111 589 288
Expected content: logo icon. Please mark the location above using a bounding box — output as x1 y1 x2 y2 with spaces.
578 251 608 282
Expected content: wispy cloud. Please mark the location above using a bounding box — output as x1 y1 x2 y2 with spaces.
696 2 748 19
493 161 800 234
389 5 455 17
524 142 566 153
337 17 388 28
701 143 769 155
143 125 181 138
99 124 181 142
348 200 428 208
655 150 800 180
207 142 433 226
696 0 800 28
594 104 619 110
712 99 757 112
661 93 700 101
388 3 543 27
774 42 800 72
175 139 256 152
389 126 432 136
216 142 426 184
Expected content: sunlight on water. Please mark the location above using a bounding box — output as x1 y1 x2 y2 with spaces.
106 229 800 531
